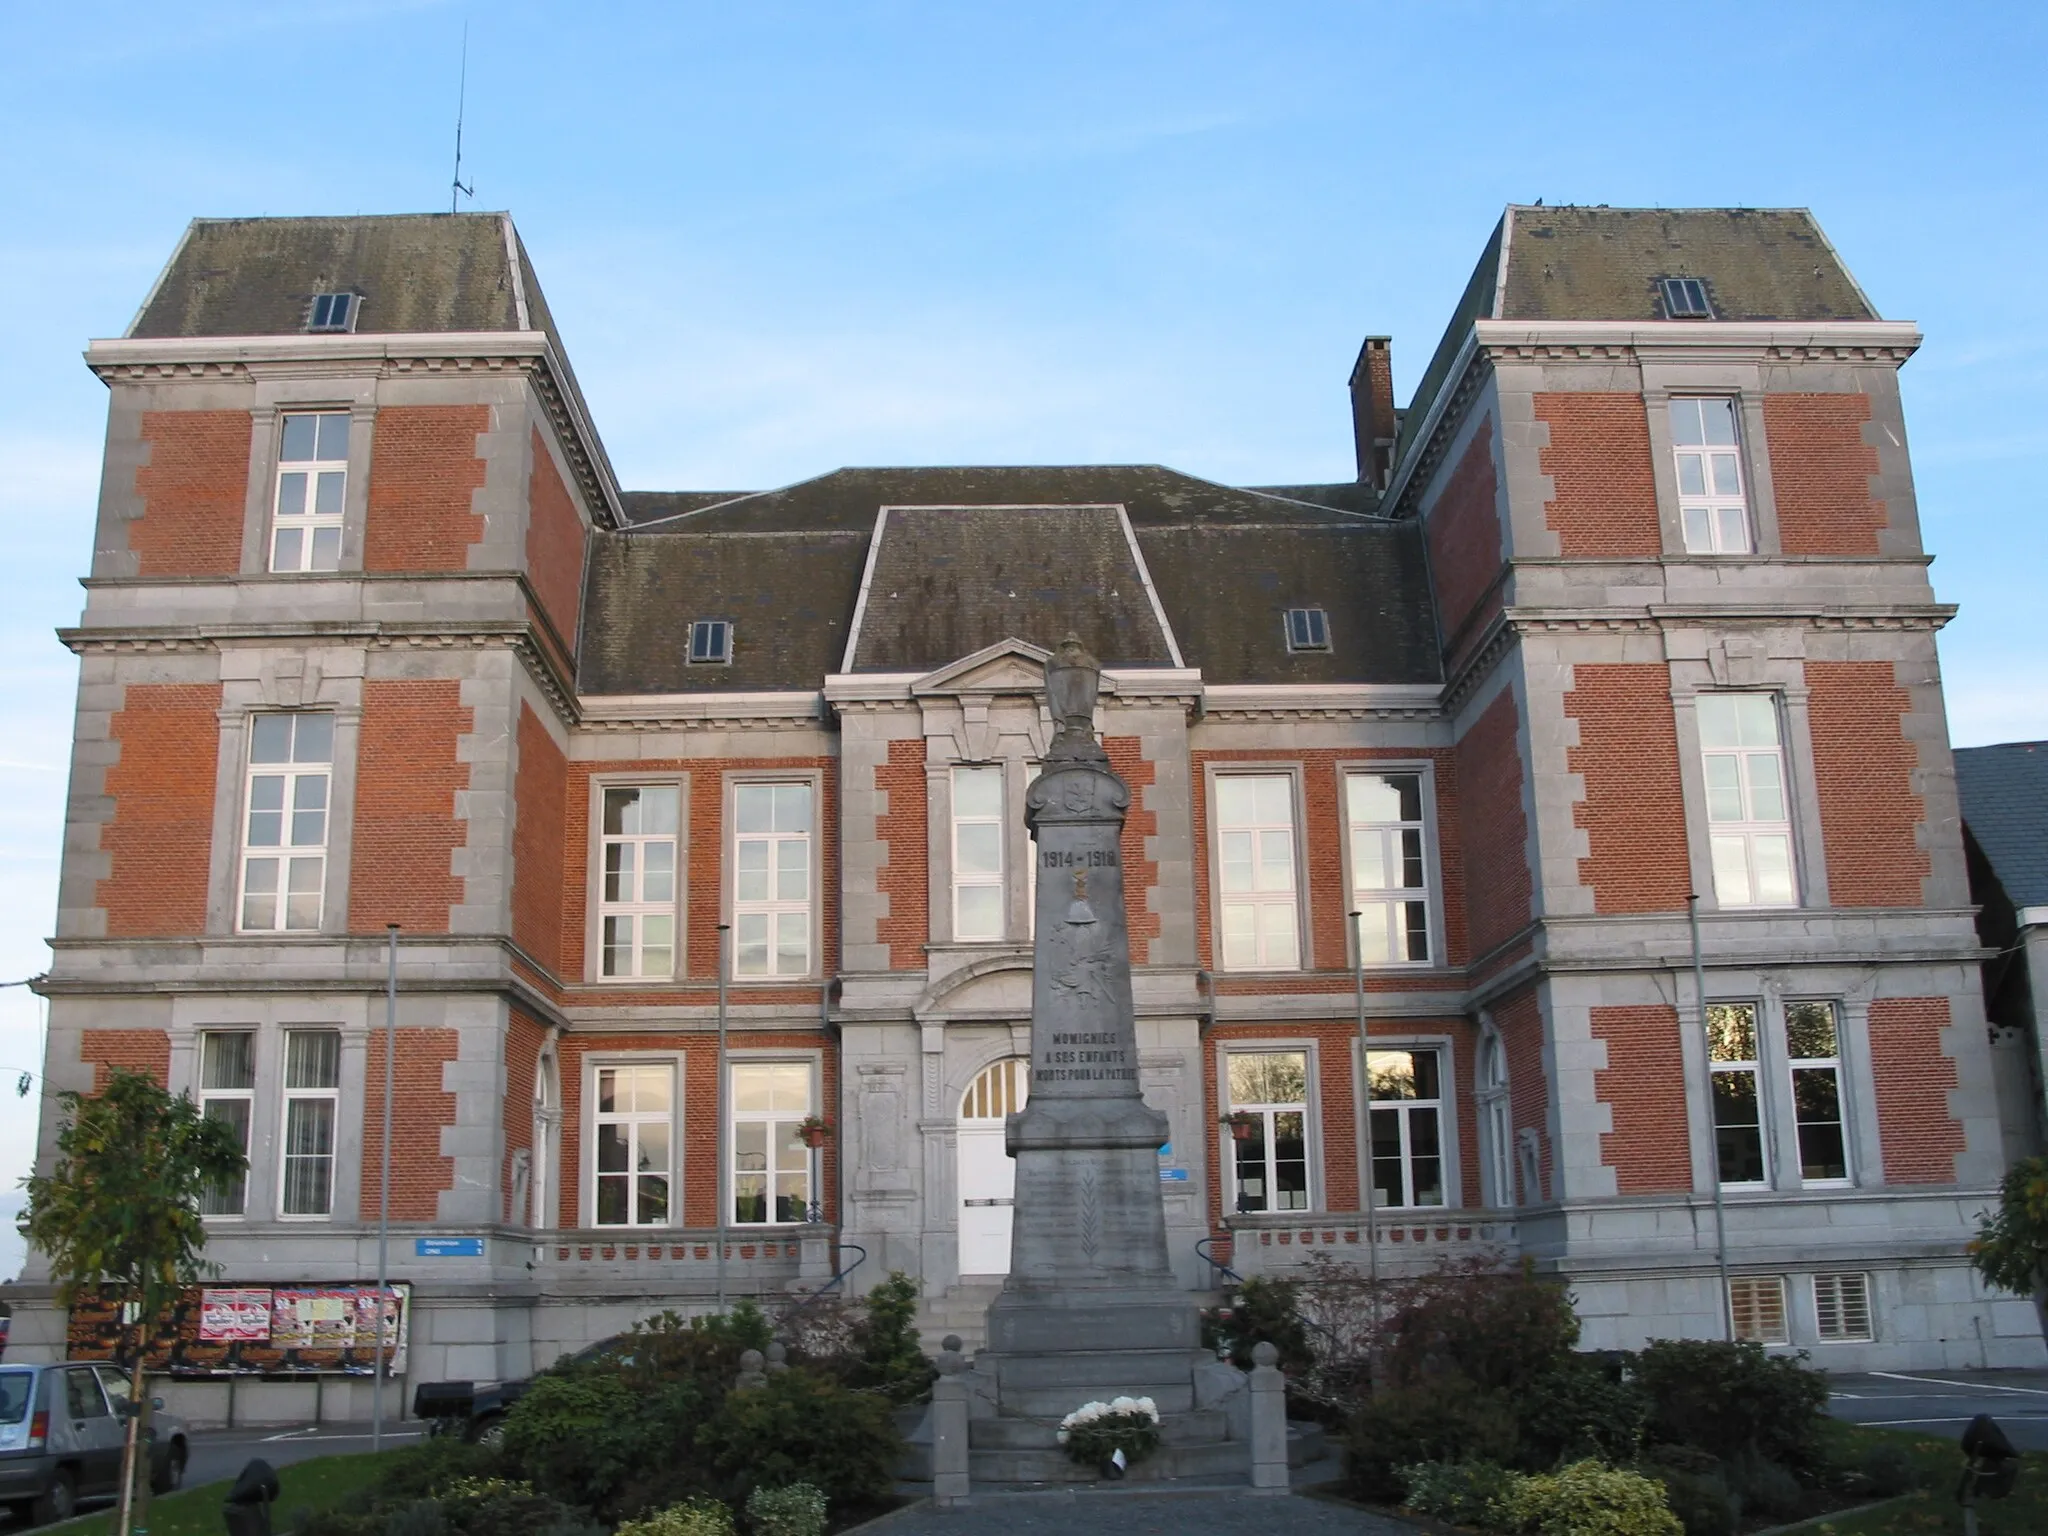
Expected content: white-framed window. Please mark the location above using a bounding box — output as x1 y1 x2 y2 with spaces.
1226 1051 1310 1213
1709 1003 1768 1188
733 781 813 977
1476 1028 1513 1208
952 766 1004 941
1786 1001 1850 1184
732 1061 813 1225
239 713 334 933
1216 775 1300 970
1699 694 1797 909
1368 1048 1447 1208
1669 398 1751 554
689 620 732 664
599 785 679 979
593 1061 673 1226
270 412 350 573
197 1032 255 1217
1729 1275 1789 1344
1814 1272 1874 1342
1347 771 1432 964
307 292 357 333
279 1029 340 1218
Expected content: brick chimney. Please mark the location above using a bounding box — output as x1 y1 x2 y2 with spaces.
1349 336 1396 491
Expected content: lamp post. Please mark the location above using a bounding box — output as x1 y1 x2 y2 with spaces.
374 923 398 1452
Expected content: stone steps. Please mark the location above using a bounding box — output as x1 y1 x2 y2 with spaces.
964 1417 1326 1486
917 1280 1006 1352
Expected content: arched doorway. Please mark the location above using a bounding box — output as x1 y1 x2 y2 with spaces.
957 1057 1029 1275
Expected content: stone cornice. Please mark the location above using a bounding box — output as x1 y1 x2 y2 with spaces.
84 330 623 530
577 691 830 731
1199 682 1444 722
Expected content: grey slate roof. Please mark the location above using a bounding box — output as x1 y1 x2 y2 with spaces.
1399 205 1879 468
1955 743 2048 909
578 466 1440 694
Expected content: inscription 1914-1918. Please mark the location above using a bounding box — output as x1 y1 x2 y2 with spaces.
1041 848 1119 869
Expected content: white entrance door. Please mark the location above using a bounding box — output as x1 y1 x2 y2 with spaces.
957 1057 1028 1275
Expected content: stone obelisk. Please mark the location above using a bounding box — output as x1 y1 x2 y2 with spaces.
983 636 1200 1403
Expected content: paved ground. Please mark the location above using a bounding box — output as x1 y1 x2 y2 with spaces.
877 1488 1410 1535
1830 1369 2048 1450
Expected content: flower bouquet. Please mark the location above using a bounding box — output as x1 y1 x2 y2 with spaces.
1057 1395 1162 1475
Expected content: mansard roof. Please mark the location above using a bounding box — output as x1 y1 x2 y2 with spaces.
580 465 1438 695
1956 742 2048 910
1399 205 1881 469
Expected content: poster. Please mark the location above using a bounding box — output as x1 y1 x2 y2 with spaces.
68 1281 409 1377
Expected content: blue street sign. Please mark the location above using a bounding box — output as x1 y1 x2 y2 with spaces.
415 1237 485 1257
1159 1168 1190 1182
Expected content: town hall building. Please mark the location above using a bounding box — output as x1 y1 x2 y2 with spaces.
19 205 2039 1421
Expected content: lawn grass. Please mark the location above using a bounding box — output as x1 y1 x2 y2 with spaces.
53 1447 410 1536
1757 1421 2042 1536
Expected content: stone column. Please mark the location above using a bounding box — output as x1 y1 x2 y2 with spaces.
1248 1341 1289 1493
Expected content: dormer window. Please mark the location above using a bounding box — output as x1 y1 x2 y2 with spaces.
307 292 358 333
1659 277 1713 319
689 619 733 665
1284 607 1330 653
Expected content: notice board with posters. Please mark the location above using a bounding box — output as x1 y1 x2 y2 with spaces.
67 1282 410 1377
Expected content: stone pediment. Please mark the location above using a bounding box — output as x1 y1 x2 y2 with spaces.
910 638 1055 700
917 951 1035 1019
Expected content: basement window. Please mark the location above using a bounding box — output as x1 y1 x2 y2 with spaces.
689 619 733 665
1284 607 1330 653
1659 277 1713 319
307 292 358 333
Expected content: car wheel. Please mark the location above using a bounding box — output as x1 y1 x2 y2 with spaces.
151 1438 187 1494
465 1412 505 1448
33 1466 78 1525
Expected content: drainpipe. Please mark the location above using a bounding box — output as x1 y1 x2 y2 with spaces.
1690 895 1734 1341
717 924 730 1312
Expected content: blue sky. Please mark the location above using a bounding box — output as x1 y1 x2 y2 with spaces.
2 1 2044 1280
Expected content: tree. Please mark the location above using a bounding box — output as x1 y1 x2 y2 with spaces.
1970 1155 2048 1299
19 1067 246 1536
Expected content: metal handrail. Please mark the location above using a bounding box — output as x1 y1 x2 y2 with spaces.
1195 1235 1244 1287
779 1242 868 1325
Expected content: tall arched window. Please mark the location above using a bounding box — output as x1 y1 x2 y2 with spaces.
1476 1021 1512 1209
530 1051 559 1229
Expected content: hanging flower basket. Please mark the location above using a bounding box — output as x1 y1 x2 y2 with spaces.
1222 1111 1258 1142
797 1115 831 1149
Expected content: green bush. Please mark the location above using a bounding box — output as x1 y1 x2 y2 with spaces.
847 1272 936 1404
1642 1466 1736 1536
1210 1276 1316 1374
289 1473 601 1536
1345 1379 1522 1501
616 1498 737 1536
1632 1340 1828 1471
1727 1451 1806 1520
697 1366 903 1513
1519 1356 1648 1466
1398 1459 1522 1525
1857 1439 1919 1498
744 1482 828 1536
376 1436 508 1501
1494 1460 1682 1536
1379 1258 1581 1395
498 1370 708 1515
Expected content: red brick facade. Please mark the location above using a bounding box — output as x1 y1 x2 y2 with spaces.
526 428 586 645
349 679 473 932
1590 1006 1690 1194
1423 421 1502 647
511 703 569 974
1535 393 1662 557
1105 736 1160 966
503 1009 547 1222
99 682 224 937
1494 987 1550 1201
360 1027 460 1221
363 406 490 572
1566 663 1690 913
1454 690 1531 958
875 738 928 969
1765 393 1885 555
79 1029 171 1090
1866 997 1964 1185
131 411 251 577
1806 661 1928 907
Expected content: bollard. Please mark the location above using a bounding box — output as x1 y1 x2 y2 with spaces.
734 1348 769 1393
222 1457 281 1536
1247 1340 1289 1495
765 1340 789 1375
931 1335 971 1507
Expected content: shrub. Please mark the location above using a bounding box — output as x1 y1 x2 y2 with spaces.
499 1370 699 1514
1642 1467 1736 1536
377 1436 508 1501
1211 1277 1316 1374
1398 1459 1522 1525
1632 1340 1828 1471
744 1483 828 1536
1494 1460 1682 1536
1519 1355 1648 1467
847 1272 935 1404
432 1479 603 1536
1346 1379 1521 1501
1727 1451 1806 1521
1379 1257 1580 1395
1857 1439 1919 1498
616 1498 737 1536
697 1366 903 1512
619 1304 773 1393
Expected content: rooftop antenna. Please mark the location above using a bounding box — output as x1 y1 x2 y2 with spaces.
450 21 474 213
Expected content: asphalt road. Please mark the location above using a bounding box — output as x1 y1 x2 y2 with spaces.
1829 1369 2048 1451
